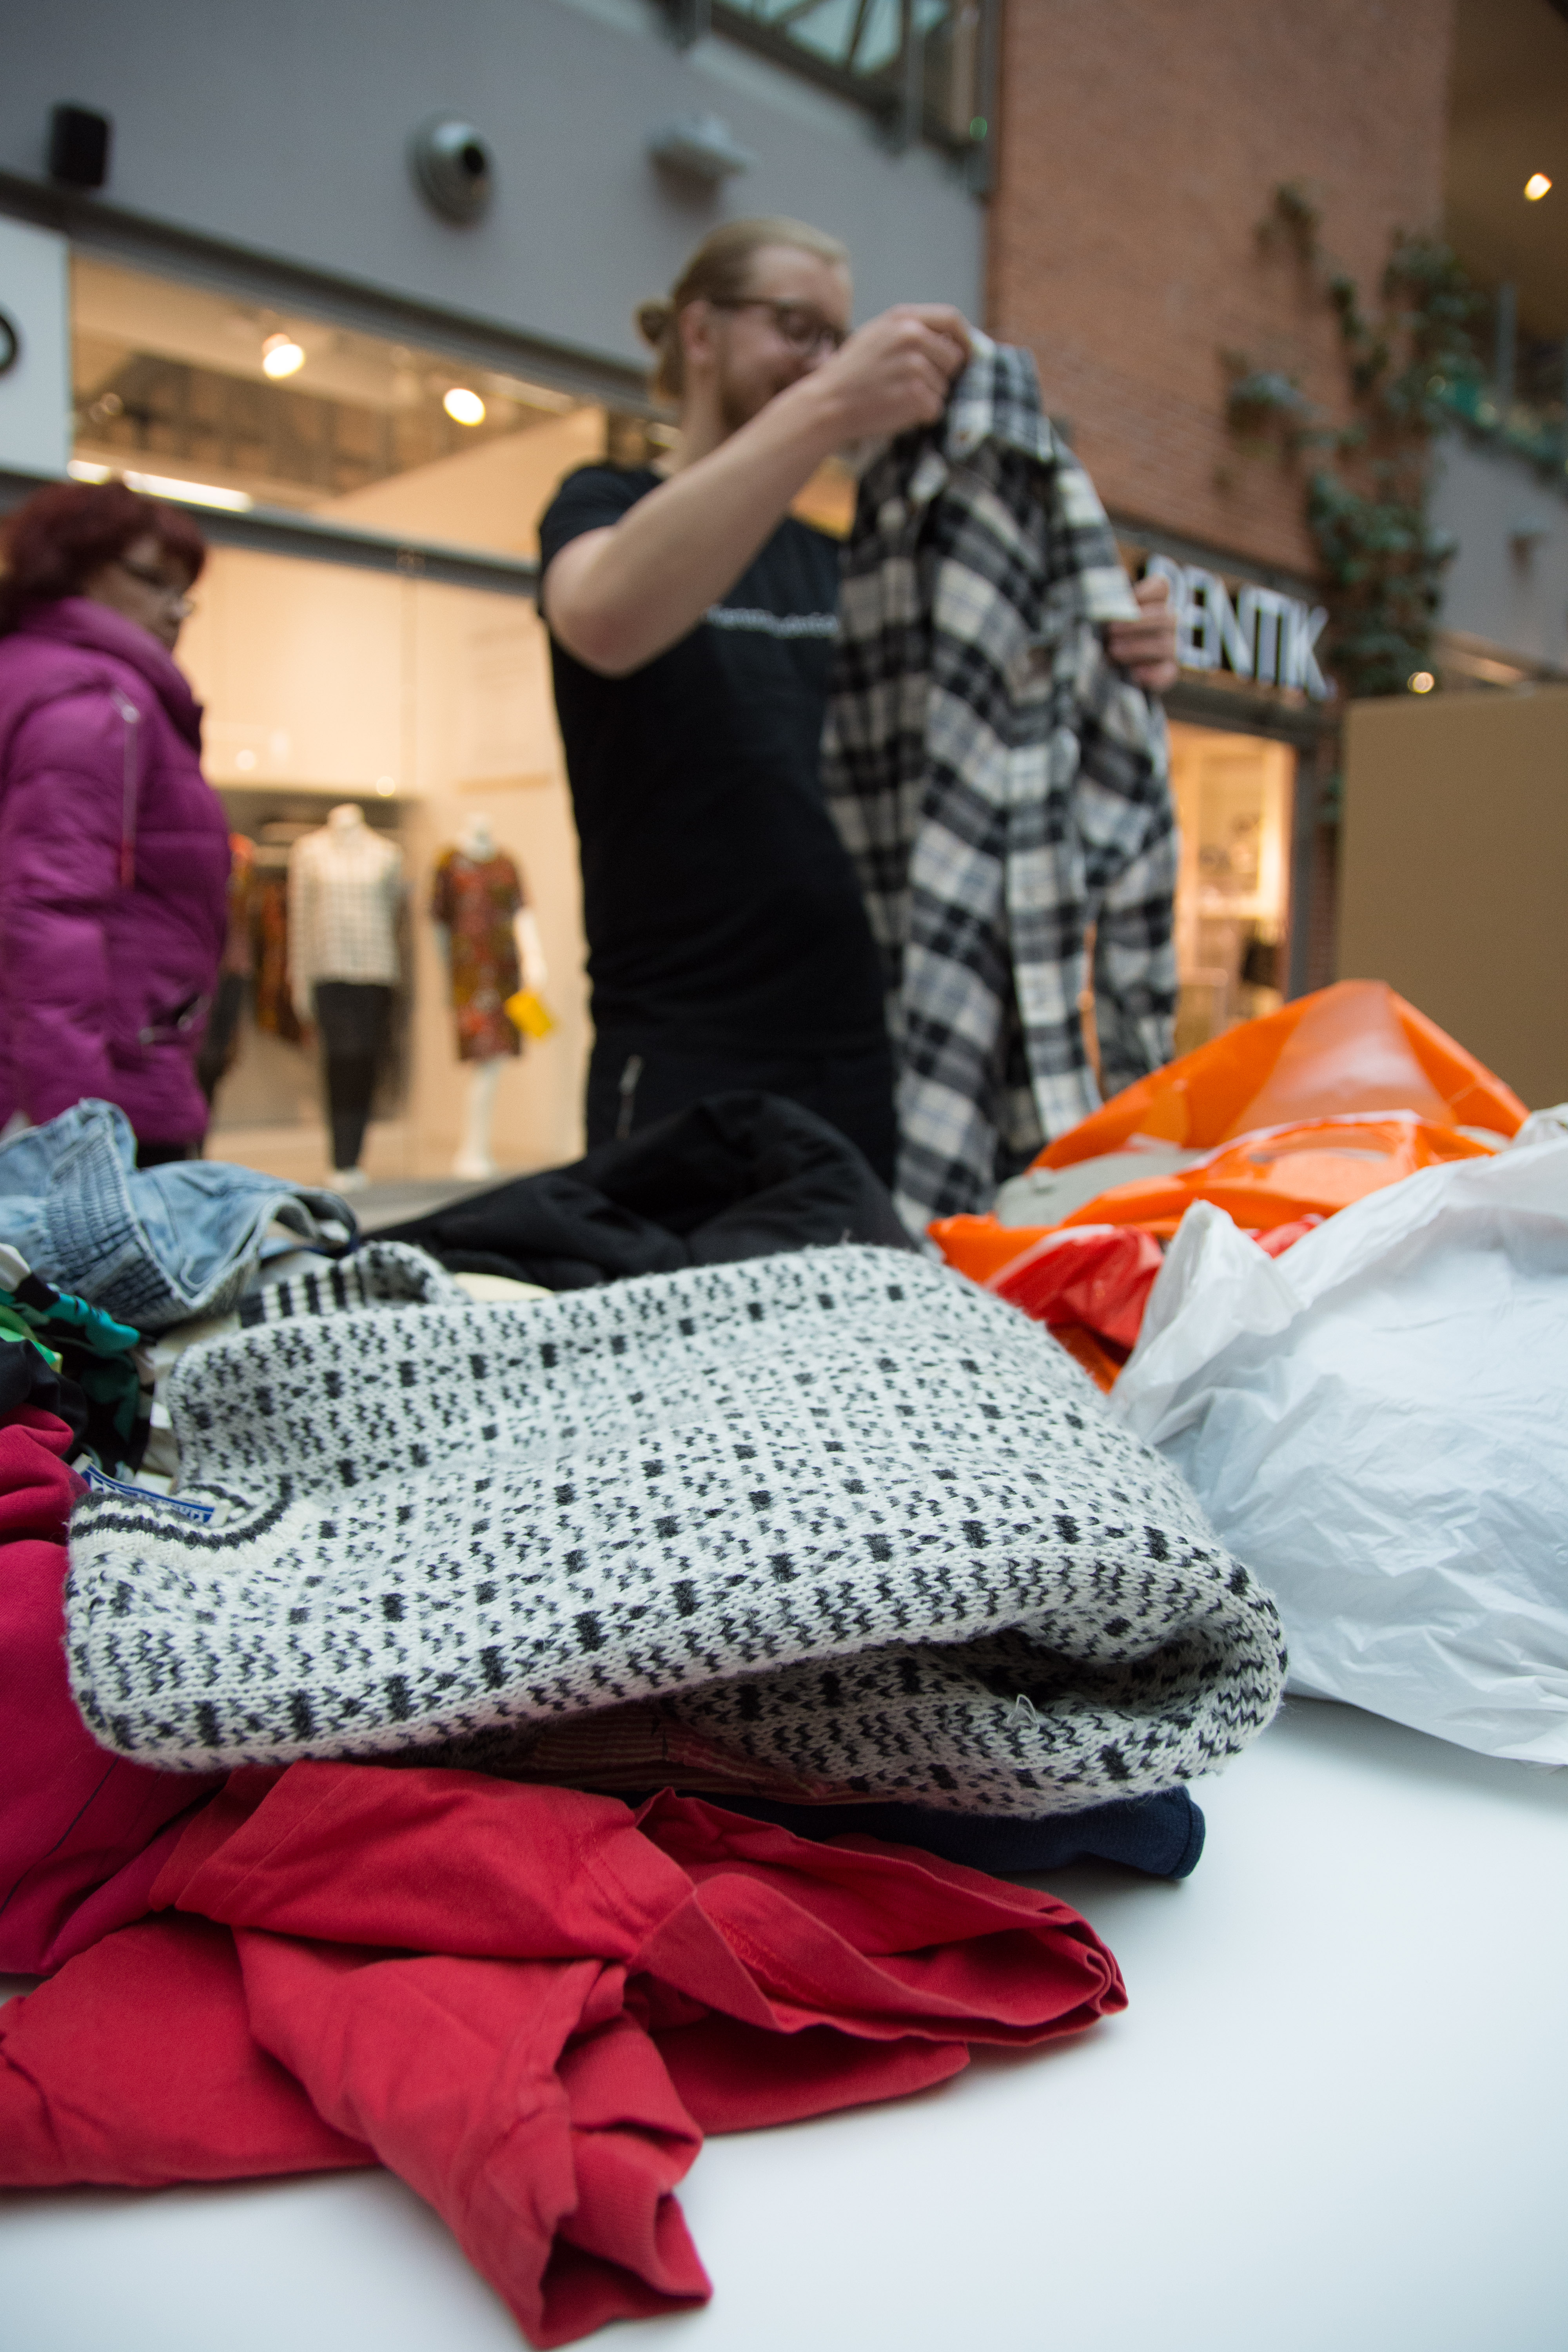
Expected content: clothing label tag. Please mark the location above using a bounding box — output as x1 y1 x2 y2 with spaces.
79 1465 223 1526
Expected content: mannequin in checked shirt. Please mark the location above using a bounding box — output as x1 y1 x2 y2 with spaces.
288 802 402 1189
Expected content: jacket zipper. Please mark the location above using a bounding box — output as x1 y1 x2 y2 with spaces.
109 688 141 889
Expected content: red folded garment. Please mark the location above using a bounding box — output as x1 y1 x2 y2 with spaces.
0 1761 1125 2346
0 1407 224 1974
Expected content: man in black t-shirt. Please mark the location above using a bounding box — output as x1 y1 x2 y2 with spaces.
539 218 1176 1183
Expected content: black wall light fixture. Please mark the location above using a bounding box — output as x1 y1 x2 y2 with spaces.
48 104 113 190
409 117 494 223
0 310 20 379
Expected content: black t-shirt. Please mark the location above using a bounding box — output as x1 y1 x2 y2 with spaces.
538 464 886 1053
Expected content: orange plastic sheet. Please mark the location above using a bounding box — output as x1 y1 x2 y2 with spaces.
936 1115 1497 1283
1034 978 1525 1167
932 982 1525 1292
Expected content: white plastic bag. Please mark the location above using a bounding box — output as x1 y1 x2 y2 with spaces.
1113 1136 1568 1763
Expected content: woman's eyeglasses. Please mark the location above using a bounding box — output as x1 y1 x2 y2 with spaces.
709 298 849 357
117 557 197 615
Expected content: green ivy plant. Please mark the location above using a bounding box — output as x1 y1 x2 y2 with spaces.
1225 184 1485 700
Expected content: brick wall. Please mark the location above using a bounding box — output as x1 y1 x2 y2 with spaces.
988 0 1456 573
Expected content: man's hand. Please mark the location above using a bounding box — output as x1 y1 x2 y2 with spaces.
804 305 971 444
1108 571 1181 692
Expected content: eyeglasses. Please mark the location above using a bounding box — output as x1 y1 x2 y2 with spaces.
117 556 196 615
708 298 849 357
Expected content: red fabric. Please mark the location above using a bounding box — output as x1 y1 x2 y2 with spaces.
1255 1213 1325 1258
985 1223 1165 1351
0 1760 1124 2346
0 1408 223 1974
982 1216 1323 1379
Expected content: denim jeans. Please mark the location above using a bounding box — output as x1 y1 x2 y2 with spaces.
0 1099 358 1331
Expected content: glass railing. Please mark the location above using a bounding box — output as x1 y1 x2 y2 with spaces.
1435 291 1568 483
703 0 991 159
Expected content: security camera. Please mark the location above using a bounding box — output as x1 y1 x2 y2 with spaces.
409 117 494 223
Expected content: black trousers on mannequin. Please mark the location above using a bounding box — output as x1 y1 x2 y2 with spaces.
314 982 392 1172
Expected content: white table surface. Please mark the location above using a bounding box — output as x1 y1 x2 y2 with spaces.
4 1695 1566 2352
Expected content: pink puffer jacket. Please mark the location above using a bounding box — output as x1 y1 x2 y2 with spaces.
0 599 229 1147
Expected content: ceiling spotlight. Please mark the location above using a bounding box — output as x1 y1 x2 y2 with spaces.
1408 670 1436 694
443 385 486 425
262 332 305 379
1524 172 1552 201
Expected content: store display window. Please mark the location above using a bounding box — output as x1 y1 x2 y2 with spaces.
67 255 605 559
169 554 592 1184
52 253 619 1182
1168 722 1294 1056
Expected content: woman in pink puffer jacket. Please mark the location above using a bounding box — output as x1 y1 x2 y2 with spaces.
0 482 229 1161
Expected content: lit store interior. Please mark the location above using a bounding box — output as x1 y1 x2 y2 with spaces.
70 251 611 1183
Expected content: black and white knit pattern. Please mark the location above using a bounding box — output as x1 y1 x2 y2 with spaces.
65 1247 1284 1813
240 1240 466 1326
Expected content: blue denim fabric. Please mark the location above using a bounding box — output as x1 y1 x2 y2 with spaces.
0 1100 357 1331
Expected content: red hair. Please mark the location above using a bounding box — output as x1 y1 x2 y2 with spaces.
0 481 207 635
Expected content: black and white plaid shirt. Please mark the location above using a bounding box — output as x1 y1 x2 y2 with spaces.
821 332 1177 1229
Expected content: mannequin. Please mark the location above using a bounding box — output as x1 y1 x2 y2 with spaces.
289 802 403 1192
431 812 548 1180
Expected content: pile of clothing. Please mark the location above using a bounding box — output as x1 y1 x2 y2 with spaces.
1 1085 1281 2343
11 983 1557 2336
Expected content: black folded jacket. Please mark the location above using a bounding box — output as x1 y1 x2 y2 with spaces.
378 1092 918 1290
0 1336 88 1447
706 1785 1207 1881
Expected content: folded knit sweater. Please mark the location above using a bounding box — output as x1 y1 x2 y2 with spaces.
65 1246 1285 1811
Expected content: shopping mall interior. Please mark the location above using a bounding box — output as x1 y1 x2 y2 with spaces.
68 253 1293 1181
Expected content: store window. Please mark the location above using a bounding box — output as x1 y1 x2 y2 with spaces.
166 548 593 1186
67 254 604 558
1167 722 1294 1057
63 255 615 1183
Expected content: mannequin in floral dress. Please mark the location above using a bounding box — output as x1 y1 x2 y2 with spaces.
430 814 548 1178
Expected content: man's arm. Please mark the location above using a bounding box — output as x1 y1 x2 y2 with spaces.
543 305 969 677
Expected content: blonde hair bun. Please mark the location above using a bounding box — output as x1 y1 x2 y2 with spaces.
635 296 674 348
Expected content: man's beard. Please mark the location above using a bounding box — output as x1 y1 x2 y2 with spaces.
719 362 797 437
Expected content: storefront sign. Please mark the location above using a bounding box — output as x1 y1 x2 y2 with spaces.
1143 554 1333 701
